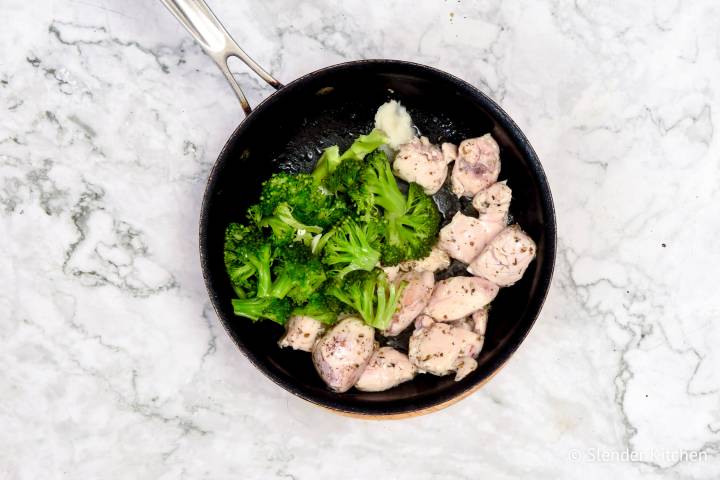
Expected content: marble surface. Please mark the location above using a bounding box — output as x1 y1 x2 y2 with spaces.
2 0 720 478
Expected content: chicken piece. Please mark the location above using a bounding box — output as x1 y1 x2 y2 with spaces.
409 320 483 380
441 142 458 163
468 225 537 287
387 246 451 281
400 245 451 273
454 357 478 381
393 137 450 195
451 134 501 197
438 212 504 264
355 347 416 392
423 276 499 321
383 270 435 336
471 308 489 336
312 317 375 392
414 314 435 330
278 315 325 352
473 181 512 224
381 264 400 283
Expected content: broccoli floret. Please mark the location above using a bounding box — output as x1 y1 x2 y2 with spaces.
224 226 327 322
231 297 292 325
224 223 256 297
326 269 406 330
268 244 327 303
257 172 348 228
291 291 342 325
224 222 272 296
322 218 381 278
312 129 388 183
327 150 441 265
254 202 323 247
381 182 441 265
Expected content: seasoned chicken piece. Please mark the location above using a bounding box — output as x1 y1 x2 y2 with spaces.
414 314 435 330
423 276 499 321
278 315 325 352
454 358 478 381
473 181 512 224
438 212 504 264
381 264 400 283
441 142 458 163
451 134 501 197
402 245 451 273
468 225 536 287
387 246 451 281
355 347 416 392
393 137 450 195
409 320 483 380
451 309 488 355
383 270 435 336
312 317 375 392
471 308 489 336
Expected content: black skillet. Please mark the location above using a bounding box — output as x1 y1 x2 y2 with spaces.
160 0 556 417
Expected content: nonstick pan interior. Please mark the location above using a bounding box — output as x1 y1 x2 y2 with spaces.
200 60 555 416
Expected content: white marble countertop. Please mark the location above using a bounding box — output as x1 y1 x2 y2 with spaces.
2 0 719 478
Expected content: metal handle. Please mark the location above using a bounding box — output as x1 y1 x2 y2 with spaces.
159 0 282 115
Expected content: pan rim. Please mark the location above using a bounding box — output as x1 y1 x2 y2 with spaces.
198 59 557 417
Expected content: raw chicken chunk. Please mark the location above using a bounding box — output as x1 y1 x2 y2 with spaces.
383 270 435 336
278 315 325 352
355 347 416 392
393 137 450 195
312 317 375 392
423 276 499 321
468 224 537 287
451 134 501 197
438 212 505 264
409 319 483 380
473 181 512 224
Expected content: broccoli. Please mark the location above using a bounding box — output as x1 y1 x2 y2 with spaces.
231 297 292 325
257 172 348 228
312 129 387 183
253 202 323 247
326 269 406 330
224 226 326 323
321 218 382 278
381 182 441 265
327 150 440 265
224 222 272 297
267 244 327 303
224 223 256 297
291 291 342 325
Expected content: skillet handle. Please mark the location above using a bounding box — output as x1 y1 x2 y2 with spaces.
158 0 282 115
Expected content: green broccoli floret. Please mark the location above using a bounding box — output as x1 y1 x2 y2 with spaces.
231 297 292 325
253 202 323 247
224 225 327 322
224 222 272 297
381 182 441 264
312 129 387 183
327 150 441 265
268 244 327 303
291 291 342 325
224 223 257 297
258 172 348 228
326 269 406 330
321 218 382 278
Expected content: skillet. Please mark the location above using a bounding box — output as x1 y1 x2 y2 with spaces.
160 0 556 417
